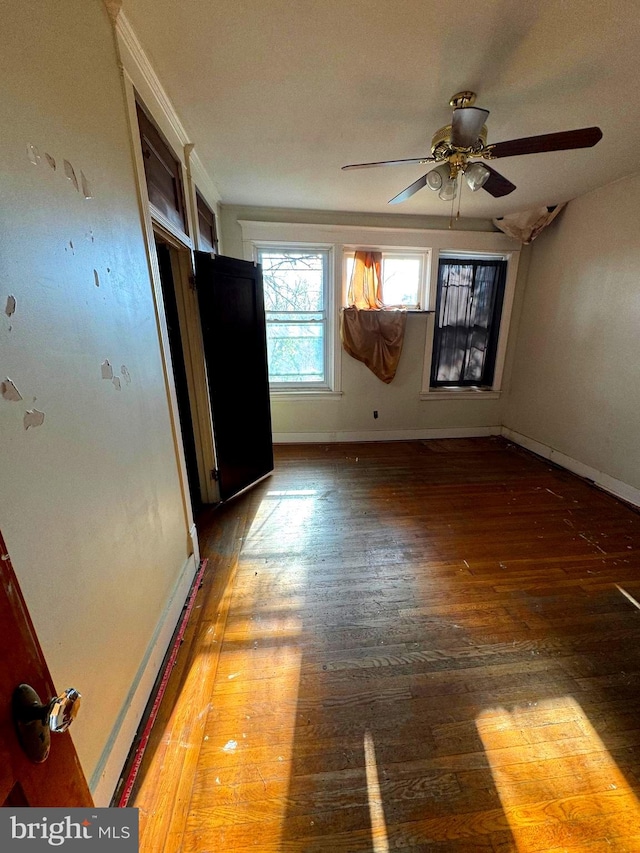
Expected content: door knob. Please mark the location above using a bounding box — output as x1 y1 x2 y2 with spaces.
12 684 82 763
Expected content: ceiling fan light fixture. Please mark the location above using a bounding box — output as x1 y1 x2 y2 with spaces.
438 176 458 201
426 163 450 191
465 162 491 191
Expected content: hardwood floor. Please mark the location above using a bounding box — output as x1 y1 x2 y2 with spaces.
130 437 640 852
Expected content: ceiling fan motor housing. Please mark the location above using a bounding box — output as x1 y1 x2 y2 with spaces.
430 123 488 160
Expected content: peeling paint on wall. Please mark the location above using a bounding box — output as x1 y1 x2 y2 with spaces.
112 376 121 391
121 365 131 384
81 171 93 199
45 153 56 171
101 360 113 380
27 144 40 165
23 409 45 430
1 378 23 402
63 159 79 191
5 295 16 317
94 270 100 288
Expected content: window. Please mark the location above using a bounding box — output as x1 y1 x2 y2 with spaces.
257 248 332 389
136 102 187 233
430 257 507 388
196 191 218 253
345 251 427 309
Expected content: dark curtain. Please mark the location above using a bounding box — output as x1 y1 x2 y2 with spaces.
431 259 507 386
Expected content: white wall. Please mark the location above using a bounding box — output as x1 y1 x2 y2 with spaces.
0 0 195 800
504 173 640 493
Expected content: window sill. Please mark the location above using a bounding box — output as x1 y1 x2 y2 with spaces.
420 388 501 401
270 390 343 401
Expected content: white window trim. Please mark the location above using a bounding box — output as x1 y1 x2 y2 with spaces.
420 249 520 400
239 221 520 403
251 241 340 397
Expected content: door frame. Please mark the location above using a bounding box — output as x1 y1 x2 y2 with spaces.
117 45 221 538
153 224 219 506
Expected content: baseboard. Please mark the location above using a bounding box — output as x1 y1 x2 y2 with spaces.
502 427 640 509
89 552 198 805
272 426 502 444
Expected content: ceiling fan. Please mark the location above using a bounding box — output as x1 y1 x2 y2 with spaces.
342 91 602 205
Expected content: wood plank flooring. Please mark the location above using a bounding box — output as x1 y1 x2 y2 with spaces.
130 437 640 852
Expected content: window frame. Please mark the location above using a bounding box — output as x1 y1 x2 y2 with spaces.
430 256 507 389
254 242 338 397
420 250 519 400
343 248 431 310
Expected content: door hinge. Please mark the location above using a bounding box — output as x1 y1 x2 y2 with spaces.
210 468 219 481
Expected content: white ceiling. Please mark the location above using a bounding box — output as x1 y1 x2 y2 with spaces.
122 0 640 219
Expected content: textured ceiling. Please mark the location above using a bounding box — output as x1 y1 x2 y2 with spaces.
122 0 640 218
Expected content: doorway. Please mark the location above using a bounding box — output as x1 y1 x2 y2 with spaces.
154 239 205 513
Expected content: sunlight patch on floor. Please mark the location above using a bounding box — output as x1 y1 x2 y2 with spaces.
364 729 390 853
476 696 640 851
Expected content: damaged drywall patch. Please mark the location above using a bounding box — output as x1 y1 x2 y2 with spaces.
45 153 56 171
1 378 23 402
112 376 121 391
5 296 16 317
101 360 113 380
63 160 79 191
23 409 45 430
27 144 41 166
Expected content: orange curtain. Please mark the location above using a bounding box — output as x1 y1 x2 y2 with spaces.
348 251 383 309
341 251 407 384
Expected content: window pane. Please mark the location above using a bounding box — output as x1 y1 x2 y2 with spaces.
431 260 506 387
259 251 324 312
381 257 421 306
266 322 324 383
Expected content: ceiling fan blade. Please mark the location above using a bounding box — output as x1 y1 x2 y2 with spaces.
481 165 517 198
488 126 602 159
451 107 490 148
342 156 435 171
388 173 429 205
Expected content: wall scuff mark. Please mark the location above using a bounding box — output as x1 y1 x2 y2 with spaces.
23 409 45 430
63 159 79 191
121 365 131 384
5 295 16 317
27 144 40 166
45 153 56 170
101 360 113 380
1 378 23 402
94 270 100 288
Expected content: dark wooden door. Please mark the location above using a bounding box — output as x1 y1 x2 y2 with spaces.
195 253 273 501
0 531 92 806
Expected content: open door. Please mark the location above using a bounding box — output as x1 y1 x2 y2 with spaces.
195 253 273 502
0 532 92 806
